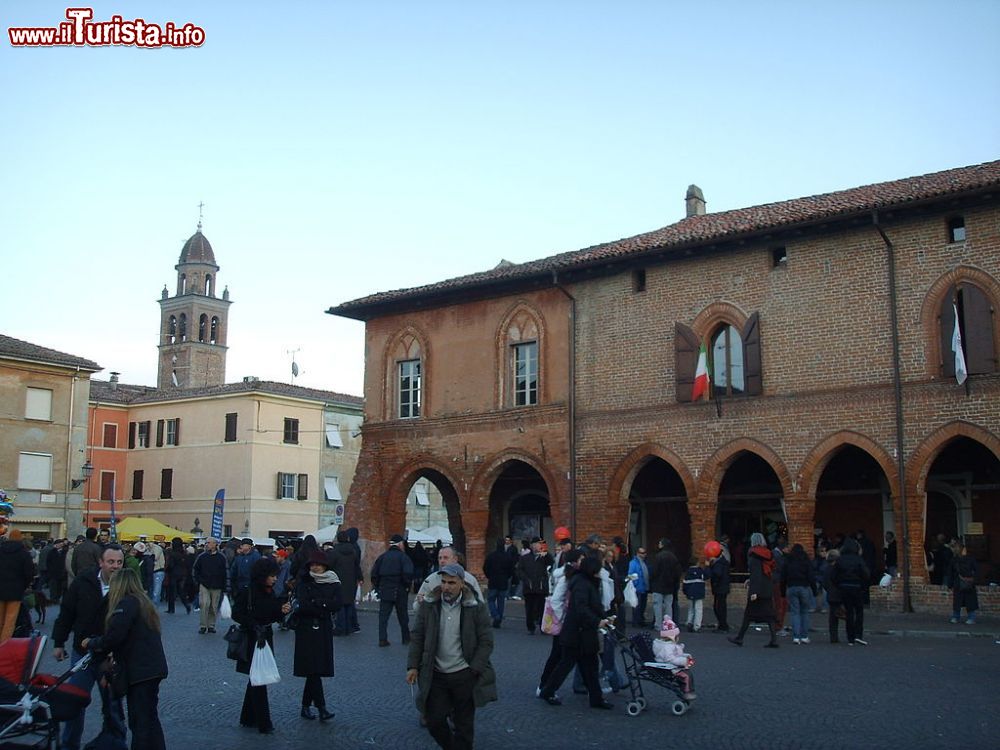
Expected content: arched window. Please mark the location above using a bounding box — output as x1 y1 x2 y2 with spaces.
387 331 424 420
939 283 996 377
168 315 177 344
178 314 187 342
180 274 187 295
210 316 219 344
711 324 745 397
198 314 207 342
205 274 213 296
500 308 541 407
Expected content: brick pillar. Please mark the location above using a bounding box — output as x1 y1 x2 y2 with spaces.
462 509 489 582
688 496 715 561
906 491 928 584
784 492 813 550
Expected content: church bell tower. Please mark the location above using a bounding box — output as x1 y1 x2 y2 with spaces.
157 219 232 389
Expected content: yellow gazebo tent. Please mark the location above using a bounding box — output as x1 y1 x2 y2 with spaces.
114 517 195 543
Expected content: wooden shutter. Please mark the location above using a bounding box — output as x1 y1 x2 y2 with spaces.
160 468 173 499
742 312 763 396
128 422 136 449
132 470 143 500
675 322 700 403
939 287 956 377
102 423 116 448
156 419 164 447
100 472 114 502
297 473 309 501
960 283 997 375
277 473 284 499
143 422 152 447
225 413 237 442
174 418 181 446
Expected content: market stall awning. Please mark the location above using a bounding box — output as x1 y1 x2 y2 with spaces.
114 517 194 542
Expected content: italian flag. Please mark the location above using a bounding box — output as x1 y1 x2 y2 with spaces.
692 342 710 401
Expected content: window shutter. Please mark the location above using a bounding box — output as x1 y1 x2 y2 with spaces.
960 283 997 375
939 287 957 378
156 419 164 447
225 413 237 442
100 472 114 502
160 468 173 499
174 418 181 446
277 473 283 499
128 422 136 449
742 312 763 396
132 470 143 500
144 422 152 447
298 473 308 501
674 322 700 403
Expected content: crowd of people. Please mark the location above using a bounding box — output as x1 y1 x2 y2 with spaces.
0 522 988 748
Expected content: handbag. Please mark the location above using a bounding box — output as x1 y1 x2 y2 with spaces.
959 576 975 592
249 642 281 686
224 624 250 661
541 596 563 635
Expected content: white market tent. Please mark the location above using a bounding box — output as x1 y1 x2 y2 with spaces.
405 525 453 544
308 524 340 544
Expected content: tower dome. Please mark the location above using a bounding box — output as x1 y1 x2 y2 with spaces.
178 228 216 266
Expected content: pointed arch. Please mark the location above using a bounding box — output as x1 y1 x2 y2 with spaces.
909 421 1000 496
387 457 464 509
198 314 208 342
697 437 793 501
382 325 430 421
920 265 1000 378
609 443 697 505
471 449 560 515
210 316 219 344
496 300 547 408
178 313 187 342
799 430 900 500
692 300 749 340
205 274 213 296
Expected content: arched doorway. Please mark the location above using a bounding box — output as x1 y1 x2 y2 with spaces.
717 452 785 575
485 460 551 554
402 469 465 554
627 457 690 565
814 446 891 564
924 437 1000 583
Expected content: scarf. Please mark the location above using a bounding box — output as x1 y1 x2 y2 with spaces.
750 545 776 578
310 569 341 585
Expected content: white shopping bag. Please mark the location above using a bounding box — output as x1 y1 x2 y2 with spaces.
623 580 639 609
249 642 281 686
219 594 232 620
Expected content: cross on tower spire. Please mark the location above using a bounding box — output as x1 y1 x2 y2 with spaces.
197 200 205 231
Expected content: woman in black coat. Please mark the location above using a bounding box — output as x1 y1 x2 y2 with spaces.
233 557 290 734
537 555 613 709
729 532 779 647
294 551 342 720
84 568 168 750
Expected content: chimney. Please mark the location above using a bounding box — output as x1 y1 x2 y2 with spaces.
685 185 706 217
110 371 120 390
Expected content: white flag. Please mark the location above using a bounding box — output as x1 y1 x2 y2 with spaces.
952 303 968 385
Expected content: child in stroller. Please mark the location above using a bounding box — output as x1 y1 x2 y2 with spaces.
614 616 696 717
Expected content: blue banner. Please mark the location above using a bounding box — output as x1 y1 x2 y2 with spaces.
210 489 225 539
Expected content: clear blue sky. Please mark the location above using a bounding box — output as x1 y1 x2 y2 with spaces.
3 1 998 396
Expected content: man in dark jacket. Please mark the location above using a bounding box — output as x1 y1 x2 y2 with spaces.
515 538 553 634
709 549 731 632
71 527 103 576
0 530 34 641
371 534 414 646
483 540 515 628
649 538 681 630
52 545 126 750
48 539 69 602
833 537 870 646
229 538 261 594
192 537 228 634
406 563 496 749
327 531 362 636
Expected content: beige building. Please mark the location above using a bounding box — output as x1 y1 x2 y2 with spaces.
0 334 102 539
89 379 362 539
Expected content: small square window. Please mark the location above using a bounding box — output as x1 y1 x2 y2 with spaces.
771 246 788 267
25 388 53 421
283 418 299 444
278 472 296 499
947 216 966 243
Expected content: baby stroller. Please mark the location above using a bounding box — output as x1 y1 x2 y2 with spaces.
0 635 92 748
615 629 694 717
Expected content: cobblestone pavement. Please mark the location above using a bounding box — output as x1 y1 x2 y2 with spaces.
26 602 1000 749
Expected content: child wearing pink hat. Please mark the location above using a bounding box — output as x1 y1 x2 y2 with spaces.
651 616 696 700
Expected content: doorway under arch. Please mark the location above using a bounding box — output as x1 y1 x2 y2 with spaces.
485 460 552 554
717 452 785 574
402 469 465 554
627 457 690 565
814 445 892 561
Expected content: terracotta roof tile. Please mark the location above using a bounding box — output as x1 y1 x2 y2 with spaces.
329 159 1000 319
0 334 101 371
89 378 362 407
179 229 217 266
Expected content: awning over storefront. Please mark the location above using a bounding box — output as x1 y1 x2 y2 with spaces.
115 517 194 542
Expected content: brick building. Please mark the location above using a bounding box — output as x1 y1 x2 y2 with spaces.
329 161 1000 613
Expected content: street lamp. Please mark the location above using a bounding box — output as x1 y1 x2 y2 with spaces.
71 460 94 490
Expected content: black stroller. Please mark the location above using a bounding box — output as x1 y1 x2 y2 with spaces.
0 635 92 748
614 629 694 717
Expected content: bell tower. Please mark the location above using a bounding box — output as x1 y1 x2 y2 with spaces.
157 218 232 389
